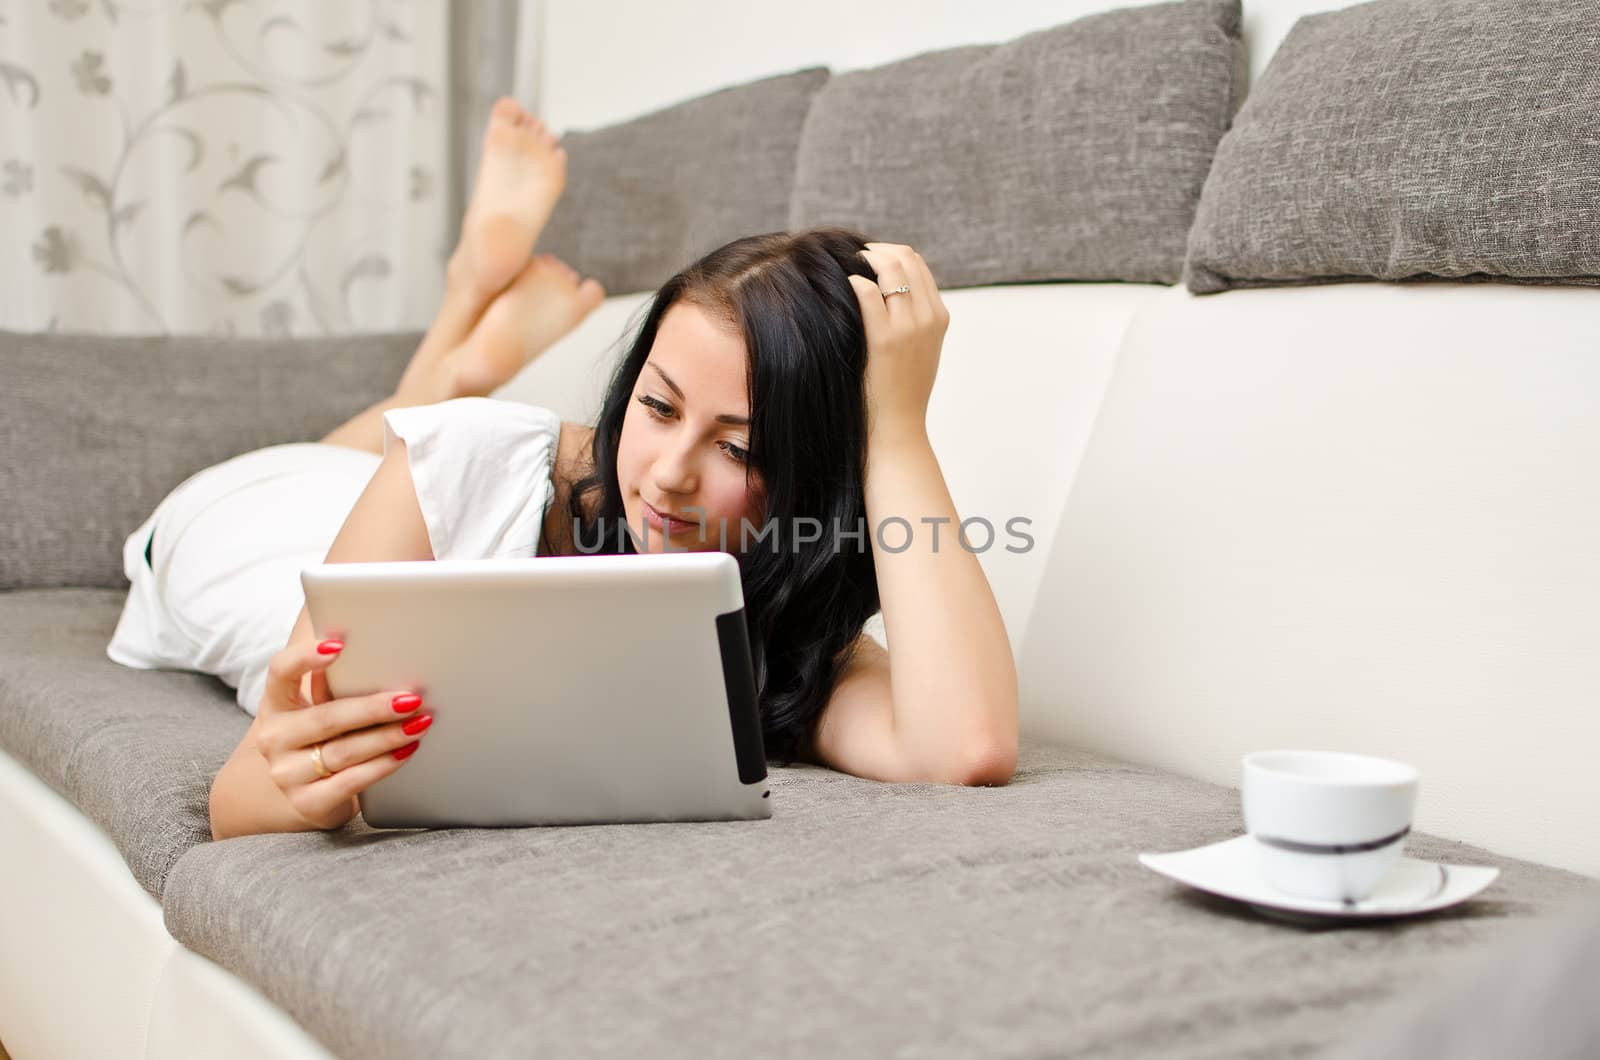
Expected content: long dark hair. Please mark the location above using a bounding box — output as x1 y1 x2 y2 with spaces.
564 227 882 764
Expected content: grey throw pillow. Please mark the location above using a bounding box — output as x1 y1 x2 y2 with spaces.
538 67 830 296
789 0 1245 288
0 330 418 590
1185 0 1600 293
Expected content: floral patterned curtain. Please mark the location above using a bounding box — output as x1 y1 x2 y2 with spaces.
0 0 452 336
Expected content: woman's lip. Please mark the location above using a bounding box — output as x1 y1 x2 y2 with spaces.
642 500 697 532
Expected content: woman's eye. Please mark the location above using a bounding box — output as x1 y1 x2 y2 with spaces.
637 394 747 463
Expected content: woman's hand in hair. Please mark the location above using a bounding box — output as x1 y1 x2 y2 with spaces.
849 243 950 446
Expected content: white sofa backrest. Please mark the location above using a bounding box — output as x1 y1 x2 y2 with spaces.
914 285 1163 656
1019 282 1600 877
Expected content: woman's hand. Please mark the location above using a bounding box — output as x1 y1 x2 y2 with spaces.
250 637 433 830
848 242 951 445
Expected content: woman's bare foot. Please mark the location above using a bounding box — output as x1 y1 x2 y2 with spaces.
454 97 568 300
445 255 606 398
397 100 568 401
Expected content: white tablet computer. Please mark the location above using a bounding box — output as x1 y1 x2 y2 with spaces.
300 552 770 828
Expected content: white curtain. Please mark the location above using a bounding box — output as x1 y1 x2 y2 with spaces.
0 0 457 336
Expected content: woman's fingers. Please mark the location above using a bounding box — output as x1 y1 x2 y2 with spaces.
860 245 915 326
271 688 427 754
308 664 332 706
854 241 947 438
848 274 891 348
902 247 949 330
252 633 437 828
286 745 421 828
261 636 346 714
253 678 432 826
270 712 430 789
860 241 947 337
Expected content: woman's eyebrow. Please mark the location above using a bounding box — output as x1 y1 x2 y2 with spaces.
646 362 749 426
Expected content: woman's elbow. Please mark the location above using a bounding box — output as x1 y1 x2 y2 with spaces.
954 738 1018 787
938 710 1018 786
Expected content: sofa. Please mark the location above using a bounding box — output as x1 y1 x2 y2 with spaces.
4 0 1599 1057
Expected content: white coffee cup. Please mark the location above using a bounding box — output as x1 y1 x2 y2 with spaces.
1241 750 1420 903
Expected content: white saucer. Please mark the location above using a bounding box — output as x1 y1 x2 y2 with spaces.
1139 834 1500 921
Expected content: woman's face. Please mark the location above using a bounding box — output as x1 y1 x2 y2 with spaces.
617 300 766 553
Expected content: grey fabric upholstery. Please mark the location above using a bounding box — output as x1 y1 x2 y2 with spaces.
1185 0 1600 294
538 68 830 296
163 740 1594 1060
1329 893 1600 1060
0 329 421 591
789 0 1245 288
0 589 247 898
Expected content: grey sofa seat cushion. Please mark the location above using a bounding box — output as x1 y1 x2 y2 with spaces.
1328 892 1600 1060
789 0 1245 288
163 741 1594 1060
0 329 421 591
538 67 831 296
0 588 247 898
1185 0 1600 293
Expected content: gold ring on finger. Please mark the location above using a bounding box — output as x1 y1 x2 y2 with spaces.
309 742 335 779
883 285 912 298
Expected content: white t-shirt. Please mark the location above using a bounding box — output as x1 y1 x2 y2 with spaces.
105 397 566 716
382 396 565 561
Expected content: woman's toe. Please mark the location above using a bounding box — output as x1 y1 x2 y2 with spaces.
490 96 520 124
577 277 606 311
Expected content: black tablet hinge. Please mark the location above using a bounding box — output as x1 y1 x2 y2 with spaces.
715 608 766 784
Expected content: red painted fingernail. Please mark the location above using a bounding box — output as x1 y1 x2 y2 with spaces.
393 741 419 761
401 714 433 736
391 693 422 713
317 639 344 655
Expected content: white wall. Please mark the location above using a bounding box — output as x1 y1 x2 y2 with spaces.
537 0 1367 134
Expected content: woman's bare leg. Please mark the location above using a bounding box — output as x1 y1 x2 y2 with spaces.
318 97 581 454
318 254 604 454
399 98 569 386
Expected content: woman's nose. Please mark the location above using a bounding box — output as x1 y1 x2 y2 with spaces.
650 438 698 494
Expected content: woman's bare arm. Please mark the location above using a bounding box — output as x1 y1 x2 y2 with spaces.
208 439 435 840
870 427 1017 776
811 244 1018 786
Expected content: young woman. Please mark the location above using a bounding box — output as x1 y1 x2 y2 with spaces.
110 99 1018 840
